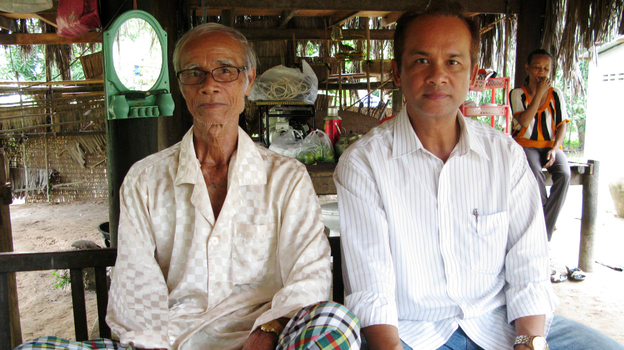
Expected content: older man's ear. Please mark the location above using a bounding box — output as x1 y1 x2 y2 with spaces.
245 68 257 96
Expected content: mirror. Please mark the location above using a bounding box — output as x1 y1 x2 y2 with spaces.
112 18 162 91
103 10 174 120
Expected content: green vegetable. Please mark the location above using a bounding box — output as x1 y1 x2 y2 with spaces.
303 152 315 164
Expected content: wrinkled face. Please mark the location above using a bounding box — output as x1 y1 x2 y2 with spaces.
392 15 477 122
178 33 255 126
526 54 552 84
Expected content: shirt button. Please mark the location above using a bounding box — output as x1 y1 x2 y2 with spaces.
210 237 219 246
436 166 442 172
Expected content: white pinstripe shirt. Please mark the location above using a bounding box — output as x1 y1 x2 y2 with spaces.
334 109 558 350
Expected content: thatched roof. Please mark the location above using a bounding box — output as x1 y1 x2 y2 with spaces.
543 0 624 94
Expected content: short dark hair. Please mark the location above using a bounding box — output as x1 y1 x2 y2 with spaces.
393 2 480 72
526 49 554 65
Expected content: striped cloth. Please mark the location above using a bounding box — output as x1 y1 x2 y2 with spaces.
278 301 361 350
14 337 128 350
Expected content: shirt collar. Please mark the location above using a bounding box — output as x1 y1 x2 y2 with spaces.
175 126 267 186
391 108 490 161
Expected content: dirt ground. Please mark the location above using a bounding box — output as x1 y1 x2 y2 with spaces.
6 186 624 345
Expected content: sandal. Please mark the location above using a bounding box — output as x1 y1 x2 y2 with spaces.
551 270 568 283
566 266 586 282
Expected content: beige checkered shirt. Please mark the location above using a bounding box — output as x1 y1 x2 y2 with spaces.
106 127 331 350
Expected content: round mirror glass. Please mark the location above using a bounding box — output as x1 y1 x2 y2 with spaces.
112 18 163 91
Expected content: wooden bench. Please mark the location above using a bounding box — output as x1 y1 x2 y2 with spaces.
543 160 600 272
0 237 344 349
0 248 117 350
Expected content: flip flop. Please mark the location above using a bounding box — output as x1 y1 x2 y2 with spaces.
566 266 586 282
551 271 568 283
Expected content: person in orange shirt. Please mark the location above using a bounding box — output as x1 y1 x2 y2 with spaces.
510 49 571 244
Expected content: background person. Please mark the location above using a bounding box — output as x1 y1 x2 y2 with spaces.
510 49 571 243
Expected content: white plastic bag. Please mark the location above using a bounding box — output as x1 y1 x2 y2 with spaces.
296 130 335 164
269 128 304 158
249 60 318 105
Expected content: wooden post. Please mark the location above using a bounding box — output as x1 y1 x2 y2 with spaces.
0 148 22 347
579 160 599 272
513 0 546 88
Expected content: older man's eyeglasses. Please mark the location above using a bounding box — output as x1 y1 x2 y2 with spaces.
177 66 247 85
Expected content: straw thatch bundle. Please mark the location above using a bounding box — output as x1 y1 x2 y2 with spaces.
542 0 624 95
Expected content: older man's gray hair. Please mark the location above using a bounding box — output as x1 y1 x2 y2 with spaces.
172 22 257 78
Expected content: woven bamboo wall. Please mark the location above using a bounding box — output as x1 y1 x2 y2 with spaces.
4 134 108 203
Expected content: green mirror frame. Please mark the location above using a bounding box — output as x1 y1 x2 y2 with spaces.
103 10 174 120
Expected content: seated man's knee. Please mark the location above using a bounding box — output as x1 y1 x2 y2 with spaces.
278 301 361 350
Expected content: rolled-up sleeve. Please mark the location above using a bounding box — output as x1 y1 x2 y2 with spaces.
504 144 559 324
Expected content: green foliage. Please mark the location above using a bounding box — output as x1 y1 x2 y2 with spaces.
51 270 89 289
0 46 46 81
554 59 588 151
51 270 70 289
0 43 100 82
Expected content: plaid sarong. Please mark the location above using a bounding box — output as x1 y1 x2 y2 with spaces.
14 302 360 350
278 301 361 350
14 337 129 350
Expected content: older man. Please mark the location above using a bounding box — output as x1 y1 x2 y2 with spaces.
334 3 624 350
101 23 359 350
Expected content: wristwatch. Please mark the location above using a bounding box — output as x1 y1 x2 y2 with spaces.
260 320 284 337
514 335 549 350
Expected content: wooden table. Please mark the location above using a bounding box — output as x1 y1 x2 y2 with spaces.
306 160 601 272
306 162 337 195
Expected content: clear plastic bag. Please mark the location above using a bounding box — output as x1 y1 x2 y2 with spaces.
249 60 318 105
268 128 304 159
296 130 335 164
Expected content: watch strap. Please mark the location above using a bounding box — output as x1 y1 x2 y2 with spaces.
514 335 549 350
260 319 284 336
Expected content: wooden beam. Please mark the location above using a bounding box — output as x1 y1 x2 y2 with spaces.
319 81 397 90
0 32 102 45
33 13 57 28
380 12 402 27
0 15 17 32
221 9 235 26
329 11 360 27
279 9 299 28
0 79 103 86
239 28 394 41
192 0 518 14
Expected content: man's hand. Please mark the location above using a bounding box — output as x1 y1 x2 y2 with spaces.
544 148 558 168
535 77 551 99
361 324 403 350
242 327 279 350
514 345 532 350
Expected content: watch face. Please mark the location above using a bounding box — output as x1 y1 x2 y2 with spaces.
532 336 548 350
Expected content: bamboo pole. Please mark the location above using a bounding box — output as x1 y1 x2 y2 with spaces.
16 73 29 202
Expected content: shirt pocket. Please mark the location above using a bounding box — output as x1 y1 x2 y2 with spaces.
231 223 277 285
463 210 509 274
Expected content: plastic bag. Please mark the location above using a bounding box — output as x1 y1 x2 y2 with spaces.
56 0 101 38
249 60 318 105
296 130 335 164
0 0 52 13
269 128 304 159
